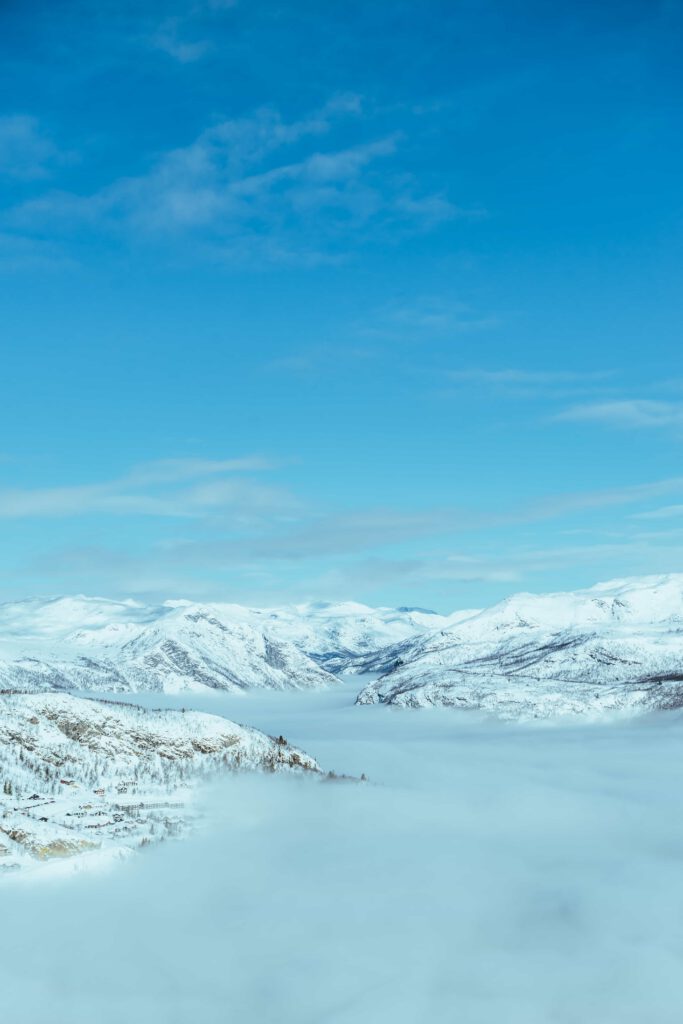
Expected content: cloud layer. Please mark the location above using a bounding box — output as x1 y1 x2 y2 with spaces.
4 97 461 265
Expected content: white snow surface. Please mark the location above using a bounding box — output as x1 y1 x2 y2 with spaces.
0 690 321 872
356 574 683 717
182 598 465 670
0 594 459 693
0 598 340 694
3 575 683 716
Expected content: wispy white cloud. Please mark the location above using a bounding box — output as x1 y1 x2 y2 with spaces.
0 116 59 180
245 508 471 560
296 555 520 596
0 232 75 271
358 298 498 341
341 531 683 595
393 192 480 227
447 368 615 401
150 476 683 567
528 476 683 519
632 504 683 521
8 466 683 601
151 17 212 62
0 457 291 520
556 399 683 429
149 1 238 63
6 98 462 264
265 343 375 376
125 456 275 485
451 369 607 386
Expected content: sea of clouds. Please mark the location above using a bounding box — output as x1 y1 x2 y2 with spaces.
3 679 683 1023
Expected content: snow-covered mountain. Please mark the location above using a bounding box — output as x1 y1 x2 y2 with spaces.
0 598 339 694
0 691 321 873
4 577 683 718
356 575 683 719
0 595 459 693
211 600 465 672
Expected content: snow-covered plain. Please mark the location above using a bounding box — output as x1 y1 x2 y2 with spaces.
3 678 683 1023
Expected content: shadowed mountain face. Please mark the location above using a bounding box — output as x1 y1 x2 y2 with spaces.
355 575 683 718
204 599 464 672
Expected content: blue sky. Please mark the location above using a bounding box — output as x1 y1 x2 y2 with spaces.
0 0 682 609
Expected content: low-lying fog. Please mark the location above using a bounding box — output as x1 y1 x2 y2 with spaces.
4 678 683 1023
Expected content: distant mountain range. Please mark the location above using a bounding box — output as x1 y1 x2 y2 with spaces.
0 595 453 694
5 574 683 873
2 575 683 717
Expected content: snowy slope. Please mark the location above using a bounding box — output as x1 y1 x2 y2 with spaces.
213 600 466 672
5 578 683 717
0 595 461 692
0 600 339 694
0 691 321 873
356 575 683 719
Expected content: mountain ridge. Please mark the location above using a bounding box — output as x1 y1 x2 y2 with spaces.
0 594 458 691
355 574 683 718
3 575 683 716
0 689 323 873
